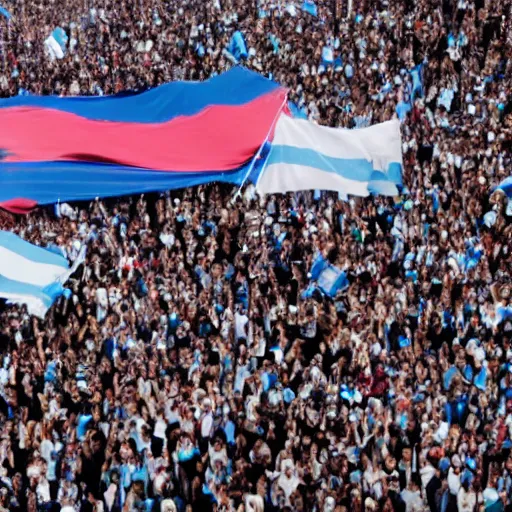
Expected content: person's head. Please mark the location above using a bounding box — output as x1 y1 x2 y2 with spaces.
401 447 412 463
384 456 396 472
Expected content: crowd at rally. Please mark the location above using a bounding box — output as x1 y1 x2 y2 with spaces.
0 0 512 511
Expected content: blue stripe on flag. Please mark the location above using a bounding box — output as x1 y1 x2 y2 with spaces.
0 275 56 309
288 102 308 120
0 231 69 268
0 156 270 206
308 253 349 297
52 27 68 50
267 145 403 185
0 67 281 124
310 254 328 280
43 281 66 302
0 4 11 20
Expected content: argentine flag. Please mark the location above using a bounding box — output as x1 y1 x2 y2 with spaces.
302 253 349 298
256 115 403 197
44 27 68 61
0 231 85 317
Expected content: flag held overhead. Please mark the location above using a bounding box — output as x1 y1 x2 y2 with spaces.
0 231 86 317
256 116 403 197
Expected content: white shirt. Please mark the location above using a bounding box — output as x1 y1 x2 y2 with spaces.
40 439 54 464
458 487 476 512
154 418 167 440
96 287 108 308
400 489 423 512
201 412 213 438
235 312 249 340
448 468 461 495
37 478 51 503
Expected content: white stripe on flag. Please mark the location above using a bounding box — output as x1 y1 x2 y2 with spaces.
258 164 372 196
257 115 403 196
0 246 69 286
45 35 64 60
1 292 50 319
0 231 85 318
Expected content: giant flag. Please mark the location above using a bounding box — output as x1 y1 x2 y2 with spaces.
256 115 403 196
0 67 287 213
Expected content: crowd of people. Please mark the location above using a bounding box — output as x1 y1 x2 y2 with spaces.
0 0 512 511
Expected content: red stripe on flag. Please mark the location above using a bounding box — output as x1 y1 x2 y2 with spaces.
0 90 287 172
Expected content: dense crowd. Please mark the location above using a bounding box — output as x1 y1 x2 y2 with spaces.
0 0 512 511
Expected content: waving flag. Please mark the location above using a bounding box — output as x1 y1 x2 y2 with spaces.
44 27 69 60
0 67 287 213
302 1 318 17
0 231 85 317
0 3 11 20
302 253 349 298
256 116 403 197
310 253 349 296
228 31 248 62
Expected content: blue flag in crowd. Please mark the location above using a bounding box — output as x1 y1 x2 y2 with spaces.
496 176 512 198
410 63 423 101
496 305 512 325
443 366 458 391
301 0 318 16
321 45 334 65
52 27 68 51
305 254 349 298
0 3 11 20
45 27 69 60
228 30 248 62
269 33 279 54
396 100 411 121
474 365 487 391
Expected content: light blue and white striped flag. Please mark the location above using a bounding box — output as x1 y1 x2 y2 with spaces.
301 253 349 298
44 27 68 60
0 231 85 317
256 115 403 197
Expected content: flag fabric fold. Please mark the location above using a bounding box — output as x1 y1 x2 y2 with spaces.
0 231 86 317
0 67 287 212
256 115 403 197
